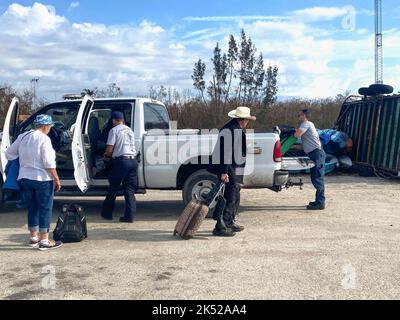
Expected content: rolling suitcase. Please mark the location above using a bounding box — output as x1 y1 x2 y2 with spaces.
174 182 225 239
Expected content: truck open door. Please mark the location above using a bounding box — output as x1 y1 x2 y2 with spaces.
0 97 20 181
72 95 94 193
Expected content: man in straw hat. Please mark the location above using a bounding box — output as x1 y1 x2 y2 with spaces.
208 106 256 237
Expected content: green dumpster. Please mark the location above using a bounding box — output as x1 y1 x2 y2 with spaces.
336 95 400 174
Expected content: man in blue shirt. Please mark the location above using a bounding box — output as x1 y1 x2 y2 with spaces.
101 111 138 223
295 109 326 210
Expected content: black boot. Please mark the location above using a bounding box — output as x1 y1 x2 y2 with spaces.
213 228 236 237
119 216 134 223
307 203 326 211
101 213 113 221
226 223 245 233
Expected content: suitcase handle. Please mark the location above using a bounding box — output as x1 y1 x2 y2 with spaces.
205 182 225 206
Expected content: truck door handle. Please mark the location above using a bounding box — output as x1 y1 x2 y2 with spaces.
248 147 262 155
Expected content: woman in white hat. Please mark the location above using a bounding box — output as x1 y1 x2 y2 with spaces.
208 106 256 237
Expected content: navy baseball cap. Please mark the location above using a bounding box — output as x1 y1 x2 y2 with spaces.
111 111 124 120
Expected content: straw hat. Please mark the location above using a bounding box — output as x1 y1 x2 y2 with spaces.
228 106 257 121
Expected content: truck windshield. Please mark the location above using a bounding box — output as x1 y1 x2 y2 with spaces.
144 103 169 131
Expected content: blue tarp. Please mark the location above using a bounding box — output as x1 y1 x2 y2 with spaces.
285 128 353 175
3 159 20 191
317 129 350 156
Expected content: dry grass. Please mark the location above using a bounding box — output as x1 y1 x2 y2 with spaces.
167 96 344 131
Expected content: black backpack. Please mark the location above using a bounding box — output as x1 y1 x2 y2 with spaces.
53 204 87 243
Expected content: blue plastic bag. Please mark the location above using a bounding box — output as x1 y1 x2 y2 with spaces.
3 159 20 191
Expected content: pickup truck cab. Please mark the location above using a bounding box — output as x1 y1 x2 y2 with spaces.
0 96 291 208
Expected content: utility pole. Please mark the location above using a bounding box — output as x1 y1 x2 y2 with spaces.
31 77 39 112
375 0 383 84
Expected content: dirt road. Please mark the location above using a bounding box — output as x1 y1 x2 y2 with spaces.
0 174 399 300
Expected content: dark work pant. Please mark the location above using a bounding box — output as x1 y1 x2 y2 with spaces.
101 159 138 220
308 149 326 205
220 181 241 228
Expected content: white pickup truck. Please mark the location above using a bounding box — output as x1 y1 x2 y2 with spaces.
0 96 298 207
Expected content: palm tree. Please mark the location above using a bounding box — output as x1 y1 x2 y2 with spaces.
81 88 95 97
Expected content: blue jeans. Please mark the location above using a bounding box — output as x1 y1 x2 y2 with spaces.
308 149 326 205
19 179 54 233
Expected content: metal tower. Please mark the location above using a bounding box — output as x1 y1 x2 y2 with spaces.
31 77 39 111
375 0 383 84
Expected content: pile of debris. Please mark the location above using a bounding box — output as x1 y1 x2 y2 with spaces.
279 126 354 175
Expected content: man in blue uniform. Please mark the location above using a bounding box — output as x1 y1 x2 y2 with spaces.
101 111 138 223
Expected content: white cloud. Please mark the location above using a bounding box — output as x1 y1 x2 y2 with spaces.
169 43 186 50
185 6 365 24
0 3 399 100
183 15 287 22
182 29 212 39
237 14 400 98
0 3 194 99
72 22 107 35
0 3 66 36
138 20 165 34
290 6 353 22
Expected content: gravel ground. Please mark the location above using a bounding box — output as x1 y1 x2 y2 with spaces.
0 174 399 300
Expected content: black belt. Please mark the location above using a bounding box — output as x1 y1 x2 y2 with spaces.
114 156 137 160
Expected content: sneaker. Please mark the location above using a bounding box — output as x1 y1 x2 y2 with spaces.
29 238 40 248
213 228 236 237
309 201 318 206
226 223 245 233
39 240 63 251
307 203 326 211
119 217 134 224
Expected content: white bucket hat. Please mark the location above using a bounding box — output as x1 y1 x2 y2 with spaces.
228 106 257 121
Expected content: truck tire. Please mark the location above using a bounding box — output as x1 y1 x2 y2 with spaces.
369 84 394 95
182 169 219 218
0 177 4 208
358 87 373 96
359 84 394 96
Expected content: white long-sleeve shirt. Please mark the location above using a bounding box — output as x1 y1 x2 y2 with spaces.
6 130 57 182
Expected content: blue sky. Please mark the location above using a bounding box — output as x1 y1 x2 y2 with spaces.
0 0 399 100
0 0 397 27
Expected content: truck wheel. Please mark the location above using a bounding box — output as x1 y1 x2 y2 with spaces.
182 170 219 218
0 177 4 208
369 84 394 95
358 87 373 96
